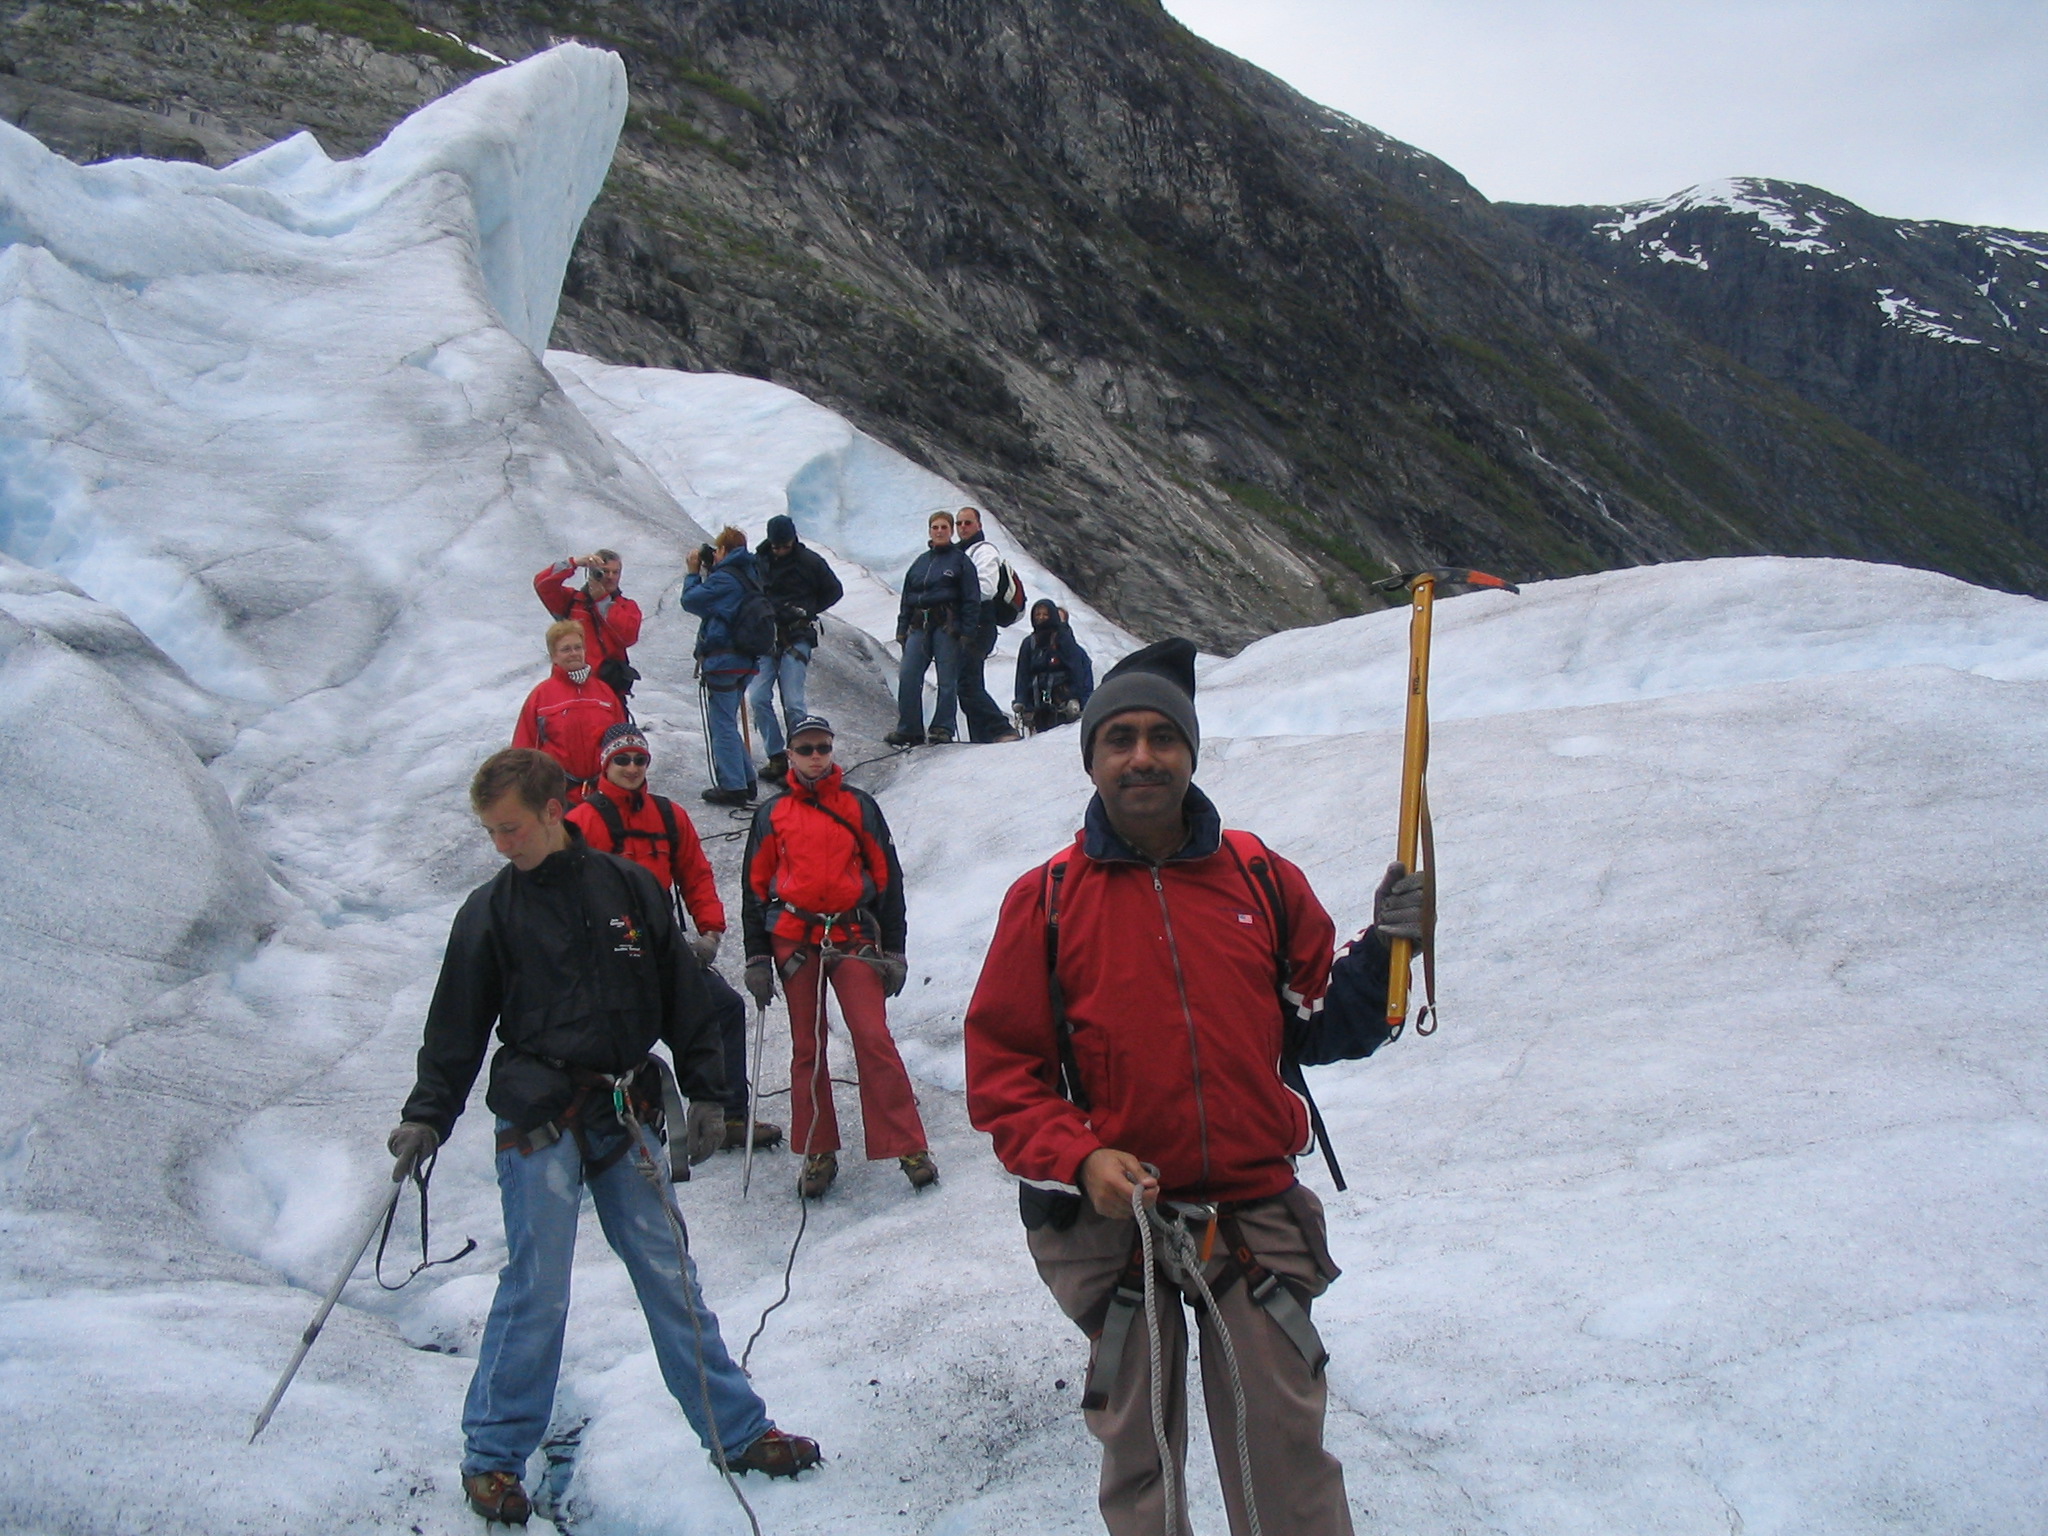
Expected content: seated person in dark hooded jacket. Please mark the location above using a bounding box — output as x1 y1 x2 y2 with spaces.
1013 598 1095 732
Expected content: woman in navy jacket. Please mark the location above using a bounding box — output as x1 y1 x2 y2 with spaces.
886 509 981 745
681 526 762 803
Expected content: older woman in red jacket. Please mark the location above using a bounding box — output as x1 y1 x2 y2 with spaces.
512 620 625 803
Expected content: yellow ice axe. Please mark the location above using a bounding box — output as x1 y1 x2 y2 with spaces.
1373 567 1519 1034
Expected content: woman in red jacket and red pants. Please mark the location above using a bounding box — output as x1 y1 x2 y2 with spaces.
513 621 624 803
739 714 933 1198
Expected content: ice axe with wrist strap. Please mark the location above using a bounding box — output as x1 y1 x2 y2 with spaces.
1371 567 1519 1036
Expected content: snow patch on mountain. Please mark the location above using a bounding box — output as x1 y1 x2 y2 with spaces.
1596 176 1838 256
1874 286 1985 344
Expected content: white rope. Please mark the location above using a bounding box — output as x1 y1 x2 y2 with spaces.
1132 1182 1180 1536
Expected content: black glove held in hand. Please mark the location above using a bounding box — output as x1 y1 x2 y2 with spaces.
684 1101 725 1166
1372 861 1425 944
386 1121 439 1180
866 949 908 998
744 956 776 1007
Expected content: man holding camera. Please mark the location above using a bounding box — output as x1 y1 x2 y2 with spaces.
535 549 644 704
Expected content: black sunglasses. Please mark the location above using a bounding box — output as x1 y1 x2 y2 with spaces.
789 742 834 757
609 753 649 767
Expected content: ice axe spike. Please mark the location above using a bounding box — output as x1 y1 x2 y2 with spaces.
1377 566 1518 1033
249 1147 422 1442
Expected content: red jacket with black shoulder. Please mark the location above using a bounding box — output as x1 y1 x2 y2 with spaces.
741 766 906 956
534 560 643 668
511 667 624 794
963 785 1338 1205
567 785 726 933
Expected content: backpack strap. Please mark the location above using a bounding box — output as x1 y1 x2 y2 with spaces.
1220 831 1348 1193
1042 852 1090 1112
586 790 629 854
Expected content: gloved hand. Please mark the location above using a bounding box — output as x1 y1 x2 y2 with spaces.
684 1101 725 1166
1058 699 1082 723
386 1121 439 1181
744 955 776 1007
689 929 723 967
1372 861 1425 944
866 949 909 998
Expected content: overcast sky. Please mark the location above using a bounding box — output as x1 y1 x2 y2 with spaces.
1161 0 2048 232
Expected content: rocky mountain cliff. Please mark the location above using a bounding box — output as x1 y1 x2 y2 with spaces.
1507 179 2048 554
7 0 2046 648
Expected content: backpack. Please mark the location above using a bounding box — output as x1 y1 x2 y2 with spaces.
987 559 1028 627
726 564 779 659
585 788 682 864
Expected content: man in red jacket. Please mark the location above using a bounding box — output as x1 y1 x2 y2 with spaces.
569 723 781 1151
740 715 934 1199
964 638 1413 1536
534 549 644 701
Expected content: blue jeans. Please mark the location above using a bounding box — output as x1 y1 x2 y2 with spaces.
896 625 962 738
702 673 756 791
746 642 812 757
461 1119 772 1477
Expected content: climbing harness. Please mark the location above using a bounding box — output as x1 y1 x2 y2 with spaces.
1370 567 1519 1035
249 1143 471 1441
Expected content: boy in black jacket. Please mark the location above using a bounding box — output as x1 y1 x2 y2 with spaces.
388 749 818 1523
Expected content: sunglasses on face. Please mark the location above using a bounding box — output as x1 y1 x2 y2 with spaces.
789 742 833 757
610 753 649 767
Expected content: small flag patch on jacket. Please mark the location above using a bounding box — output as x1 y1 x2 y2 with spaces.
1236 912 1255 924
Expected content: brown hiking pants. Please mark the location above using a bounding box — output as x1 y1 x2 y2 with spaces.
1028 1186 1355 1536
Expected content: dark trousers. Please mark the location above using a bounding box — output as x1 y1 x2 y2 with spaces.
958 621 1010 742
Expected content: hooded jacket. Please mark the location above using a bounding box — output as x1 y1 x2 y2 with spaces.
534 561 643 669
1014 609 1095 708
741 764 907 957
964 786 1347 1204
400 827 725 1140
754 537 844 651
567 784 726 933
512 666 626 793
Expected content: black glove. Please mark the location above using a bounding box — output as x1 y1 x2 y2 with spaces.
1372 861 1425 944
866 949 909 998
386 1121 440 1181
688 929 722 967
684 1101 725 1166
744 955 776 1007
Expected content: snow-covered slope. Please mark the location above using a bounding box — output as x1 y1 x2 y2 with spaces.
2 46 2045 1536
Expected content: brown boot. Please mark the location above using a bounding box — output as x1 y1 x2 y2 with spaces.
798 1151 838 1199
723 1115 784 1150
899 1150 939 1189
731 1426 822 1478
463 1471 531 1525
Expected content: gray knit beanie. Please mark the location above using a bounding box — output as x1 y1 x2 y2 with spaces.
1080 637 1200 770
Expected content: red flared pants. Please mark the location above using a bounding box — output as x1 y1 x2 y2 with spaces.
772 934 927 1160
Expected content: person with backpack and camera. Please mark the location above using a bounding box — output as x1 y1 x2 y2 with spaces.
1013 598 1095 733
962 638 1422 1536
682 527 772 806
885 509 980 747
952 505 1025 745
569 723 782 1152
749 514 845 785
534 548 643 705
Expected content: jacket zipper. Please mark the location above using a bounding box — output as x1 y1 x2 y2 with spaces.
1151 865 1213 1192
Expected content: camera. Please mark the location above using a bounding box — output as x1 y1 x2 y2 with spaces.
696 543 718 571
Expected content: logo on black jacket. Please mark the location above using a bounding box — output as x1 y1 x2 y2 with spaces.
610 913 644 958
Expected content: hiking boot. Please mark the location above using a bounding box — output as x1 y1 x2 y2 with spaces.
883 729 924 747
798 1151 838 1199
463 1471 532 1525
701 785 752 806
988 731 1021 744
724 1115 784 1150
731 1427 821 1478
759 752 788 785
899 1150 939 1189
926 726 954 744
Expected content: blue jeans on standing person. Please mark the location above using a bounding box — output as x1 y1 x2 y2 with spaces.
702 671 756 791
461 1119 774 1478
746 642 812 758
896 623 962 740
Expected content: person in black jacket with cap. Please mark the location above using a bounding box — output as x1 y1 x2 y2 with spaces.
749 514 845 784
886 509 981 746
387 748 818 1524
